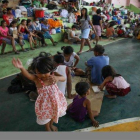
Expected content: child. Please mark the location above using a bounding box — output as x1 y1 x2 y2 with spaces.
32 0 41 8
0 39 6 54
106 22 117 38
53 54 76 99
9 20 26 52
12 55 67 131
41 19 57 46
61 46 85 76
99 65 131 99
67 82 99 127
117 26 124 37
85 45 109 85
68 25 81 44
0 20 19 54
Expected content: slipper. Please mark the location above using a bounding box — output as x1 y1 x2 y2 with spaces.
77 52 82 55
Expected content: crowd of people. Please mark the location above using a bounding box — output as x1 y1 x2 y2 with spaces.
0 0 136 131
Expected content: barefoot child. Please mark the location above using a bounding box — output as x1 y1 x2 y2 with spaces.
67 82 99 127
99 65 131 99
12 55 67 131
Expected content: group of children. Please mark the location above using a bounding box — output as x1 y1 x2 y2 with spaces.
12 43 131 131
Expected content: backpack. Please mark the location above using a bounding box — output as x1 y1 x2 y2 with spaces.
8 73 36 94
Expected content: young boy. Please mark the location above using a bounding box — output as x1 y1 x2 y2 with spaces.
68 25 81 44
53 54 76 99
85 45 109 85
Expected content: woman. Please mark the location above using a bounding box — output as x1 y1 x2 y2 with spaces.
92 9 103 45
18 19 35 50
77 8 97 55
32 17 47 47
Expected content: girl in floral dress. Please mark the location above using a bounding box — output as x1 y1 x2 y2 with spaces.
12 55 67 131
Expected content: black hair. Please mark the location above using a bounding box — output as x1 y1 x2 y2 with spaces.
2 0 9 3
27 19 32 25
119 25 122 29
93 45 105 54
81 8 88 20
54 54 64 64
7 8 12 11
102 65 121 79
30 56 55 74
96 9 101 14
75 82 90 96
1 20 6 26
63 46 74 55
39 52 52 57
72 25 77 29
10 20 17 27
21 19 26 24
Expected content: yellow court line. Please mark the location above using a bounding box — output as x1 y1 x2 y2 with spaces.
74 117 140 132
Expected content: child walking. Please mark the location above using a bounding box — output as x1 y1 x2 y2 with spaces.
12 55 67 131
67 82 99 127
99 65 131 99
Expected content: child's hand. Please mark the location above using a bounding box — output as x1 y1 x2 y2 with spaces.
98 85 104 91
48 75 58 85
92 120 99 128
12 58 23 69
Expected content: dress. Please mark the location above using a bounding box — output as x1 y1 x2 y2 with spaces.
35 79 67 125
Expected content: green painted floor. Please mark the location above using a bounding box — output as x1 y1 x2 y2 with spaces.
0 38 140 131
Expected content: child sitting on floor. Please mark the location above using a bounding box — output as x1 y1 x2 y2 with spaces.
99 65 131 99
53 54 76 99
68 25 81 44
67 82 99 127
12 55 67 131
117 26 125 37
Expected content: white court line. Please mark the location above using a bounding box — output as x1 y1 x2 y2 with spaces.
74 117 140 132
0 38 125 80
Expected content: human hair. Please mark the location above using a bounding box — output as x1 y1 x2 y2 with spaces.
72 25 77 29
39 52 52 57
1 20 6 26
102 65 121 79
81 8 88 20
119 25 122 29
2 0 9 4
27 19 32 25
21 19 26 24
7 7 12 11
96 9 101 14
10 20 17 27
53 54 64 64
93 45 105 55
30 56 55 74
75 82 90 96
63 46 74 55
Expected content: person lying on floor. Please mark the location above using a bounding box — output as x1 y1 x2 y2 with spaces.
99 65 131 99
68 25 81 44
53 54 76 99
59 46 85 76
67 82 99 127
85 45 109 85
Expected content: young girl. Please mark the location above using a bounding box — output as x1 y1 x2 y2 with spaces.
12 55 67 131
18 19 35 50
99 65 131 99
61 46 85 76
67 82 99 127
9 20 26 52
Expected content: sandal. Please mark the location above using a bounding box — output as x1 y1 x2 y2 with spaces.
77 52 82 55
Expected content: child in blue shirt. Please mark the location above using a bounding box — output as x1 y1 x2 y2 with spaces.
85 45 109 85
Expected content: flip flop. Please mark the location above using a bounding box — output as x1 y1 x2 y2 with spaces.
77 52 82 55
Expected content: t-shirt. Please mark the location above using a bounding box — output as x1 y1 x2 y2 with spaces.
33 22 41 31
106 27 114 37
0 26 9 39
92 15 101 25
64 52 76 67
41 23 49 30
9 27 17 35
80 16 90 30
68 29 76 40
87 56 109 84
33 0 41 7
28 25 34 32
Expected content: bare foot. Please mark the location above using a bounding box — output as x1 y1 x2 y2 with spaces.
105 95 117 99
51 125 58 131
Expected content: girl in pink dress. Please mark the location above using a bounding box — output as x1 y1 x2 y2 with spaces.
12 55 67 131
99 65 131 99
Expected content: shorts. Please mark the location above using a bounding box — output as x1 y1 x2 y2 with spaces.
81 28 90 39
43 32 52 39
37 118 51 125
15 38 25 46
2 38 17 45
23 34 29 40
94 25 101 37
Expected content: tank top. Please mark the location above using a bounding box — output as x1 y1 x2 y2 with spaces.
54 65 67 96
67 95 87 122
20 26 26 33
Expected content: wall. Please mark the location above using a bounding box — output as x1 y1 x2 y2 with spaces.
130 0 140 8
111 0 130 6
